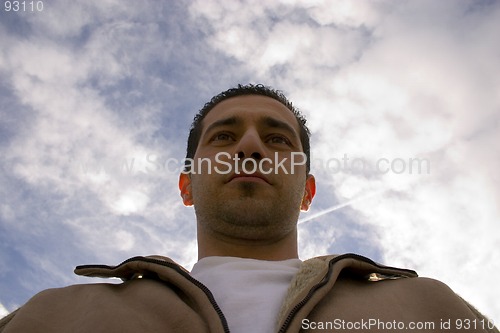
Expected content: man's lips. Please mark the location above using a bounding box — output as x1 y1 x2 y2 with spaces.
228 172 271 184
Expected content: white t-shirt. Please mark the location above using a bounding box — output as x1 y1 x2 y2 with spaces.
191 256 302 333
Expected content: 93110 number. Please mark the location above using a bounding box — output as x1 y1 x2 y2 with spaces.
4 1 44 12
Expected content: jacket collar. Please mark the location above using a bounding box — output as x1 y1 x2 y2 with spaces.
74 253 416 281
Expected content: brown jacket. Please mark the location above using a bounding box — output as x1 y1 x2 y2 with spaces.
0 253 497 332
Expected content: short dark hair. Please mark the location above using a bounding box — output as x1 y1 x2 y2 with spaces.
184 83 311 173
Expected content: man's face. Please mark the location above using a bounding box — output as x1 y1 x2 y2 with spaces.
179 95 315 242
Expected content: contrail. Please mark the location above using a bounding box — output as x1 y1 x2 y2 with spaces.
298 189 386 225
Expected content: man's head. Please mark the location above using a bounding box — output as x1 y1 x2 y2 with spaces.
179 84 316 260
184 84 312 174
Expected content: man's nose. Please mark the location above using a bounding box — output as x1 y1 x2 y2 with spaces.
235 129 264 160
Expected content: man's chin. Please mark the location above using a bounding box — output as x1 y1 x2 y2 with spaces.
220 198 273 219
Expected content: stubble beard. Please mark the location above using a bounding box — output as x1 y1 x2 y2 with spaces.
194 181 303 242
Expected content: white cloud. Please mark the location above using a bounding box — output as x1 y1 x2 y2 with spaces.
0 302 8 319
307 0 383 28
110 190 150 216
190 1 368 79
0 2 197 307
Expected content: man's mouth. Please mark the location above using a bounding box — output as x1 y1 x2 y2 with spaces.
228 172 271 184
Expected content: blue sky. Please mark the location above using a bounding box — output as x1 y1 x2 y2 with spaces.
1 0 499 324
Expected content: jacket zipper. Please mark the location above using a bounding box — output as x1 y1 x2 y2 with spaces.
78 257 231 333
277 253 415 333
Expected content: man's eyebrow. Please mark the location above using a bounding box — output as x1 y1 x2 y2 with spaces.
203 116 240 136
260 116 298 137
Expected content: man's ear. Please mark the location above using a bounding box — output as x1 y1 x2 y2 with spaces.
179 173 194 206
300 174 316 211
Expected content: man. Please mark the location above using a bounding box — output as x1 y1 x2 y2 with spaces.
0 84 496 332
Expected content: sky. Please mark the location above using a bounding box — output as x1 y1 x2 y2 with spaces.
1 0 499 324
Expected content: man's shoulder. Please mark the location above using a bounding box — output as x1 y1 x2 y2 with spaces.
304 254 497 332
0 255 192 332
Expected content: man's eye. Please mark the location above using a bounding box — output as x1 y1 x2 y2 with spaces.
268 135 290 145
212 133 233 141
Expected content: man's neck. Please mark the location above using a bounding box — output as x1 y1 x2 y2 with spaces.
197 228 299 261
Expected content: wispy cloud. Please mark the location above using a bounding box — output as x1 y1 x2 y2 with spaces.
0 302 8 319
